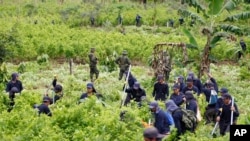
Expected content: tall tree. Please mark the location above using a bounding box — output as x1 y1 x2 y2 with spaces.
179 0 250 78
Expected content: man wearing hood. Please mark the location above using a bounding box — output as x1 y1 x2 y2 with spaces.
6 73 23 94
79 83 103 102
166 100 187 137
149 101 170 136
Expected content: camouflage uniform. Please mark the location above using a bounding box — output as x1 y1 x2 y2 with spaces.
88 48 99 82
115 50 131 80
162 51 171 81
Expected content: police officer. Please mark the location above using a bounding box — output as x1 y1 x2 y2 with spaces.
115 50 131 80
88 47 99 82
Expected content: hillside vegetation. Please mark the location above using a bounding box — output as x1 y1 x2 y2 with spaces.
0 0 250 141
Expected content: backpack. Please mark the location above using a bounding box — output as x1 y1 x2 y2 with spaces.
165 111 174 125
209 90 218 105
174 108 197 130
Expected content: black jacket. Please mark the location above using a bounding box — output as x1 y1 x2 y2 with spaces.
152 82 169 101
38 103 52 117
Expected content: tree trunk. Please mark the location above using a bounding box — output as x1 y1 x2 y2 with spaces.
198 35 211 79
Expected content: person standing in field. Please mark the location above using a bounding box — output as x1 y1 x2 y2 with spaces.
6 72 23 94
162 51 172 82
216 94 239 136
152 75 169 101
115 50 131 80
88 47 99 82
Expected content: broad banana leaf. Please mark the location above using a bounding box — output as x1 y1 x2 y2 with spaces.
208 0 224 15
183 28 198 48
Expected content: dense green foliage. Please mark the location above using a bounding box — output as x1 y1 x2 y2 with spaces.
0 0 249 65
0 0 250 141
1 62 249 141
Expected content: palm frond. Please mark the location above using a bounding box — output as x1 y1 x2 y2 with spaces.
210 32 231 48
178 9 205 24
224 12 250 22
219 24 243 35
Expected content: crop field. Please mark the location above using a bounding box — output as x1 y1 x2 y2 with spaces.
0 0 250 141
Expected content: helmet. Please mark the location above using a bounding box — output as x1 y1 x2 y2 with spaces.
122 50 128 55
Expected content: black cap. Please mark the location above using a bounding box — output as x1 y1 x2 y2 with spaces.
222 93 232 100
54 84 63 93
143 127 165 139
219 88 228 93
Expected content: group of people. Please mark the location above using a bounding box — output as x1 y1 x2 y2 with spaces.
140 72 240 140
4 48 242 140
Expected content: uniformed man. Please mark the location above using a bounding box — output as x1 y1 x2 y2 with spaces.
115 50 131 80
162 51 172 81
88 47 99 82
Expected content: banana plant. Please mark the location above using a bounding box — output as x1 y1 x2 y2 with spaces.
179 0 250 78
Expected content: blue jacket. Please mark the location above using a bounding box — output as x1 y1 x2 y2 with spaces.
38 103 52 116
152 82 169 101
125 88 146 102
215 97 223 112
172 108 186 136
193 79 203 93
186 100 198 115
154 109 170 134
170 92 184 106
6 80 23 93
182 85 199 96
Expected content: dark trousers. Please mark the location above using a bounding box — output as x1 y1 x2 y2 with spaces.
90 66 99 81
204 106 217 124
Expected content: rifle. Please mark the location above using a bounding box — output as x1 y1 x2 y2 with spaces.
120 65 131 108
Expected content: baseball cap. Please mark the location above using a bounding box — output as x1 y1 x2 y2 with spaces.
133 82 140 90
143 127 165 139
87 83 94 89
43 96 51 102
222 93 232 100
219 88 228 93
172 84 180 90
149 101 158 109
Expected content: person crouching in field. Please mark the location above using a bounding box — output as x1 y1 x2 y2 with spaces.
37 96 52 117
79 83 103 103
216 94 239 136
149 101 170 137
124 82 146 106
